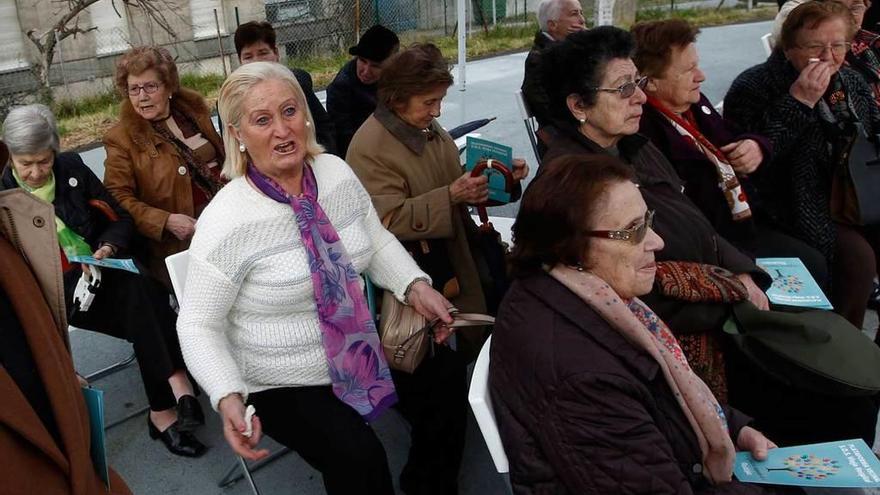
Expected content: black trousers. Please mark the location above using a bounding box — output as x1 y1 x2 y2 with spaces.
249 346 468 495
66 267 185 411
832 223 880 329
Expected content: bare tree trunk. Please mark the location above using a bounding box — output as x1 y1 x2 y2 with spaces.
25 0 179 102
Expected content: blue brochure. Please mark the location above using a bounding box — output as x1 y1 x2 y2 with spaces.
734 439 880 488
68 255 140 274
755 257 832 310
465 136 512 204
81 387 110 487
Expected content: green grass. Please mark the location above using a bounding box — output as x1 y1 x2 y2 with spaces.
635 4 777 25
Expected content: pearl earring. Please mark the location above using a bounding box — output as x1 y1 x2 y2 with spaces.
305 121 311 128
579 117 586 124
239 142 246 152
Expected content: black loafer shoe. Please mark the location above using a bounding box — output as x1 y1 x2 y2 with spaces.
176 394 205 432
148 417 207 458
868 283 880 311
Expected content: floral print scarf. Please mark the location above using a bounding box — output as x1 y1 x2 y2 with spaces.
247 163 397 421
549 265 736 484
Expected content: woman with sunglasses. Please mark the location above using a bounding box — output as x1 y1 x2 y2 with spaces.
491 154 790 494
540 26 771 332
538 27 880 447
726 1 880 331
103 46 225 290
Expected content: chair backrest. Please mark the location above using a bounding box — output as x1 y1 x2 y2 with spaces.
514 90 542 166
165 250 191 300
761 33 774 57
467 335 510 474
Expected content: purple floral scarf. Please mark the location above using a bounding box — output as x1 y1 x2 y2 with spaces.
247 163 397 421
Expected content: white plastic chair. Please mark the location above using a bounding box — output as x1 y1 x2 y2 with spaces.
761 33 774 56
514 90 542 166
468 335 511 489
165 250 291 495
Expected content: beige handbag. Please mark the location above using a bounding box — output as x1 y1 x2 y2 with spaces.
379 290 495 373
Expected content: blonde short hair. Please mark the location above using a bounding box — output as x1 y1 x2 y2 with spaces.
218 61 324 178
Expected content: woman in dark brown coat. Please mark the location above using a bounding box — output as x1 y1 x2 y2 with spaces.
103 46 225 287
490 154 789 494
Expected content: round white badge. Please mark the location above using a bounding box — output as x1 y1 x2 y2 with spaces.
178 166 187 176
701 105 712 115
68 177 78 187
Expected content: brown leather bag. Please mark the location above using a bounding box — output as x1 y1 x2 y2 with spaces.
378 297 494 373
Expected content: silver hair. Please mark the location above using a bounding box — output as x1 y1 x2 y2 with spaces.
2 104 60 155
538 0 567 32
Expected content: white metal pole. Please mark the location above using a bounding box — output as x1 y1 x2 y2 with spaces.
492 0 497 26
457 0 466 91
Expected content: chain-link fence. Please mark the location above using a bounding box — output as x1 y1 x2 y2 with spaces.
0 0 757 114
0 0 540 109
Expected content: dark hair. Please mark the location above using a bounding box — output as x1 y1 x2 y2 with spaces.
234 21 277 57
510 154 635 276
542 26 636 125
631 19 700 79
378 43 454 111
779 0 856 51
114 46 180 97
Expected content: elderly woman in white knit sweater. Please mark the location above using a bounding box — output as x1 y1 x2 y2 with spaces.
177 62 460 495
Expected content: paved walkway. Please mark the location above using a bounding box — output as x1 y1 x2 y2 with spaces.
72 20 880 494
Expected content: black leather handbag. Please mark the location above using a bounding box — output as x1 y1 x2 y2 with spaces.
833 122 880 226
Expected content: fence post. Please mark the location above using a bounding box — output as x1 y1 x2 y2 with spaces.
457 0 466 91
214 9 228 78
355 0 361 42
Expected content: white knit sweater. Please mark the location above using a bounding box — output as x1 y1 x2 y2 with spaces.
177 154 427 410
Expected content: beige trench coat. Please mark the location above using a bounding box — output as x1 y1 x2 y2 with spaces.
346 111 488 359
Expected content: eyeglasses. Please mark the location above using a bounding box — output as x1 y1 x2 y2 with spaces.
127 81 162 96
797 42 851 57
587 210 655 244
590 76 649 99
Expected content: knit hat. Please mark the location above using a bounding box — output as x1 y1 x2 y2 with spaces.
349 25 400 63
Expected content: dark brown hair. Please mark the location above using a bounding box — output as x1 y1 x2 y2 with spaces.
114 46 180 97
779 0 856 51
234 21 277 57
631 19 700 79
377 43 454 111
509 154 635 277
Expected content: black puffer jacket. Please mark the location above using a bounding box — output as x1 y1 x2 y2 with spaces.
724 51 880 261
490 272 793 494
1 152 133 252
521 31 558 128
327 58 378 156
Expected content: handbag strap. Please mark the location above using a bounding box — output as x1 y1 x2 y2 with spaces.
398 311 496 348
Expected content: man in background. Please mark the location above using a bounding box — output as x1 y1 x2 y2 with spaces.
327 24 399 156
522 0 586 129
